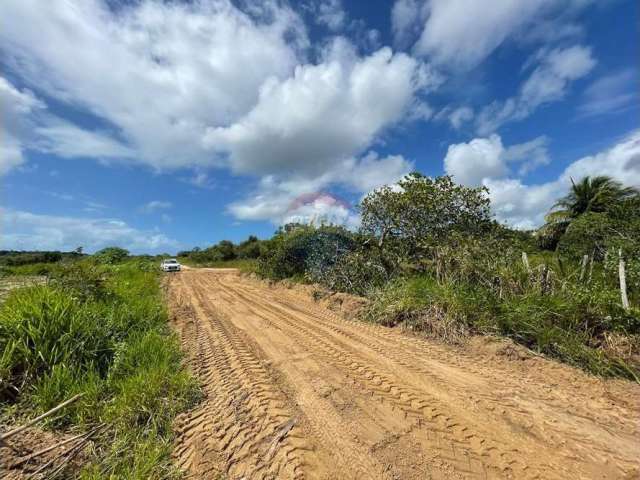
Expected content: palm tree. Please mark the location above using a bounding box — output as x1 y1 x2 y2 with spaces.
538 176 638 248
547 176 638 224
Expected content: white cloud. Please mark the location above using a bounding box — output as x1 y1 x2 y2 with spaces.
445 135 507 186
476 45 596 134
35 121 135 160
0 0 308 169
228 151 412 225
181 171 215 189
0 208 180 253
444 130 640 229
315 0 347 31
139 200 173 214
395 0 593 70
203 42 432 177
0 141 25 176
483 177 561 229
435 105 474 129
561 130 640 186
391 0 427 50
578 69 639 118
444 134 549 186
342 152 414 192
0 76 42 175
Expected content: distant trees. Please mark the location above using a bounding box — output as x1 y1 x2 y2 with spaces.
179 236 263 265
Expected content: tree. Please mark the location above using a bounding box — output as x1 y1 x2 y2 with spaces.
237 235 261 259
216 240 236 261
547 176 637 225
540 176 638 249
93 246 129 264
359 173 492 264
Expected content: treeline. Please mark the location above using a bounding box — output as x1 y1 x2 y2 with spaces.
0 250 84 266
190 173 639 379
178 235 262 265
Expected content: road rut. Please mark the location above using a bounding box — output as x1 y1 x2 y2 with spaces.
167 268 639 480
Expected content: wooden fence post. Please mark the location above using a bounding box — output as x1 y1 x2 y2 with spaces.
579 254 589 282
619 249 630 311
522 252 531 273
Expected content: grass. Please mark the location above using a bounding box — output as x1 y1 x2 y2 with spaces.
365 275 640 380
0 259 199 478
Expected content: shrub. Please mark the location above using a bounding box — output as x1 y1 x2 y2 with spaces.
258 225 355 280
49 261 111 302
94 246 130 264
317 250 391 296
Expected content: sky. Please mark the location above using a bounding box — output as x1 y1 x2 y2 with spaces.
1 0 639 254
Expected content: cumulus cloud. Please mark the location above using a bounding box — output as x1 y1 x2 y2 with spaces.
1 0 431 202
393 0 593 70
228 151 413 225
0 208 180 253
476 45 596 134
577 69 639 118
0 0 307 169
444 130 640 229
203 41 433 177
444 134 549 186
445 135 508 186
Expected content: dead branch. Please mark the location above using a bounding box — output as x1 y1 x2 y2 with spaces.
0 393 85 442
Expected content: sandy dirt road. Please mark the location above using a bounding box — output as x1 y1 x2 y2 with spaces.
167 268 639 480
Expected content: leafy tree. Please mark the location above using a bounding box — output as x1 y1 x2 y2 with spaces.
237 235 261 259
216 240 236 261
360 173 492 265
94 247 129 264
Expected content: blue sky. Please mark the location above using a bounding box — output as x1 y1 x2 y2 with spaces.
1 0 639 254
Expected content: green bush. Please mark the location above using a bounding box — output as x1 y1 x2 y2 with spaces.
318 250 391 296
94 246 130 264
258 225 356 280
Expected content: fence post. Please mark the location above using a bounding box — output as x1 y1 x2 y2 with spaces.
579 254 589 282
522 252 531 273
618 249 630 311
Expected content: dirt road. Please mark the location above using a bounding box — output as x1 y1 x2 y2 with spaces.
167 269 639 480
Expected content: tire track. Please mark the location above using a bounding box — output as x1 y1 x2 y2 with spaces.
170 273 313 479
208 274 542 479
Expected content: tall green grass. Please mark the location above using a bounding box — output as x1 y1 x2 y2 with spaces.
366 275 640 380
0 260 199 478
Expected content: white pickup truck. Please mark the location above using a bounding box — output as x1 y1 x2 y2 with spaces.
160 258 181 272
